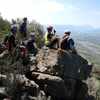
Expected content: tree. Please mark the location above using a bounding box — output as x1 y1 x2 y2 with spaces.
28 20 45 48
0 14 10 40
0 15 10 33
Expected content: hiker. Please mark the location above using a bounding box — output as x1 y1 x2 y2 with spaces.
3 28 16 54
19 17 27 40
11 19 17 36
26 32 37 55
60 30 77 54
44 26 59 48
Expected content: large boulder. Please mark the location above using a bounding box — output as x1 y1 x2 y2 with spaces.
30 72 68 99
35 48 90 80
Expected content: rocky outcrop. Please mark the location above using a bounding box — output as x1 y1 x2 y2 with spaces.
0 48 95 100
35 48 90 80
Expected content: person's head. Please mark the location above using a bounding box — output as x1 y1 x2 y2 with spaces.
12 19 16 24
64 31 71 35
63 30 71 39
23 17 27 23
64 30 71 36
29 32 35 40
47 26 53 33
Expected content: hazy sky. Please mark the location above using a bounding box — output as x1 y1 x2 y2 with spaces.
0 0 100 27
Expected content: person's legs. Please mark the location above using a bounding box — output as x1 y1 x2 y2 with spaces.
50 38 59 49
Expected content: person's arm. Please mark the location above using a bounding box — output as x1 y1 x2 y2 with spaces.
33 42 37 49
62 34 68 39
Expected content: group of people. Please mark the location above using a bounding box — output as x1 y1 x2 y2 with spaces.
2 17 77 58
3 17 30 56
44 26 77 54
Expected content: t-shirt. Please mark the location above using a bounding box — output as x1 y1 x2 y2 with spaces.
19 22 27 34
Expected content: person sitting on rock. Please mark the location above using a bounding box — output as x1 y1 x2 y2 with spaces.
60 30 77 54
44 26 59 49
26 32 37 55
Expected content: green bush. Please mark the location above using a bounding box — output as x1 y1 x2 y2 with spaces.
0 15 10 41
0 16 10 33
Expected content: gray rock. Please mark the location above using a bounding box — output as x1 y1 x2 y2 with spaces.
36 49 90 80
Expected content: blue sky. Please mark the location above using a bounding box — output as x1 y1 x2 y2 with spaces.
0 0 100 27
53 0 100 27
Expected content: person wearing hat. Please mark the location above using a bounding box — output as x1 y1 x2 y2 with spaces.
11 19 18 36
60 30 77 54
44 26 59 48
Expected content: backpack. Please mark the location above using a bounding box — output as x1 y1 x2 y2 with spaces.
61 38 74 50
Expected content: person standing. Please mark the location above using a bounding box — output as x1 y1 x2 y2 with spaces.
19 17 27 40
11 19 18 36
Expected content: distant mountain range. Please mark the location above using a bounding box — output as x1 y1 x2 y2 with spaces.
52 25 100 36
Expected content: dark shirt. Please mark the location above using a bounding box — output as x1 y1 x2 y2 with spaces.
19 22 27 37
26 39 35 53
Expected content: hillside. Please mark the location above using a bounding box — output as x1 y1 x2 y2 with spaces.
76 40 100 68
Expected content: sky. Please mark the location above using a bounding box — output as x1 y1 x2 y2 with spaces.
0 0 100 28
